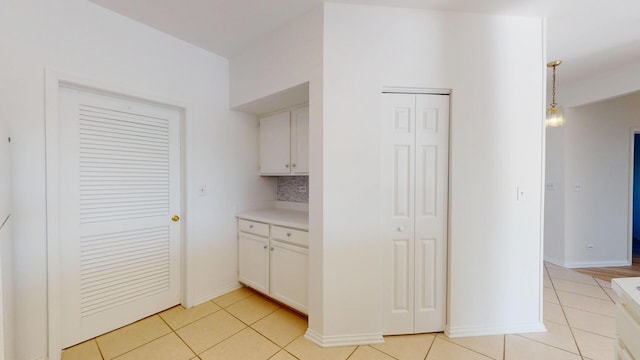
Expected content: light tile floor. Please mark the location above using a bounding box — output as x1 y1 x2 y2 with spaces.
62 262 619 360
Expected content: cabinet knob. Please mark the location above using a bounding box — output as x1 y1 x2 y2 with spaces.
292 163 296 168
270 247 274 251
397 226 404 232
249 224 254 229
286 232 291 237
285 164 290 168
263 245 268 249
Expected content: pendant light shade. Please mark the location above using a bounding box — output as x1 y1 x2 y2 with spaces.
546 104 564 128
545 60 565 128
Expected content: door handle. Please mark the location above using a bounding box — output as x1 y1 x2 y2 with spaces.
172 215 180 222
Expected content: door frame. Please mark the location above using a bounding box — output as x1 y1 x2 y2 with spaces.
44 69 191 360
628 128 640 264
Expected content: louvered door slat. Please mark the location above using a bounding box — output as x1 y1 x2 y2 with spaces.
79 105 170 224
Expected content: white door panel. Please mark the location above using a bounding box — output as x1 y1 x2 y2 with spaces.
238 233 270 295
259 112 291 174
292 106 309 174
382 93 449 335
59 87 181 348
414 94 449 332
270 241 308 314
382 93 415 334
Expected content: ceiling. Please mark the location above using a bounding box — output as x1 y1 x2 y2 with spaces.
89 0 640 85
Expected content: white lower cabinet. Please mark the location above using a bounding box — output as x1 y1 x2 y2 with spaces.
270 241 308 314
237 219 308 314
612 278 640 360
238 232 269 295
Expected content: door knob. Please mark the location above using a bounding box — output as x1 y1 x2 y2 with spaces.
172 215 180 222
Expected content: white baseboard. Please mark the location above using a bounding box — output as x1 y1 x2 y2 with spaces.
304 328 384 347
445 322 546 338
543 255 566 267
186 282 243 308
564 260 631 269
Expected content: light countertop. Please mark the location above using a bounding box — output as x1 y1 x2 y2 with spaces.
612 277 640 314
236 207 308 230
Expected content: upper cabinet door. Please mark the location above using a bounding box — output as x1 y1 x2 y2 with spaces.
259 111 291 175
291 106 309 174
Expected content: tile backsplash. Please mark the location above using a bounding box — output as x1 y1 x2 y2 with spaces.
277 176 309 203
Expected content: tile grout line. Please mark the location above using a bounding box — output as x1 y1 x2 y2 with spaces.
100 315 175 360
188 307 250 357
421 333 436 360
156 313 199 359
435 335 498 359
364 344 400 360
345 345 360 359
94 338 106 360
546 263 585 359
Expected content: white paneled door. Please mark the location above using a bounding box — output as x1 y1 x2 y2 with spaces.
58 87 182 348
382 93 449 335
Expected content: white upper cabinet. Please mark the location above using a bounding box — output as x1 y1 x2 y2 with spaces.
291 106 309 174
259 106 308 175
259 111 291 175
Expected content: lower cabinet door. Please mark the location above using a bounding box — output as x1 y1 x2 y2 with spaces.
270 240 308 314
238 232 270 295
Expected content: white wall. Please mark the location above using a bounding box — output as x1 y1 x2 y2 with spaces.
544 125 566 265
230 5 327 338
547 93 640 267
0 108 14 360
559 60 640 108
0 1 274 359
323 3 545 338
230 7 323 109
232 2 545 343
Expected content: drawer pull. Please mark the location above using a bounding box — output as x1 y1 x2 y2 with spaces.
249 224 254 229
287 232 292 237
271 247 274 251
263 245 267 249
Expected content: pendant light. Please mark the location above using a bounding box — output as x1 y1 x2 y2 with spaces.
546 60 565 127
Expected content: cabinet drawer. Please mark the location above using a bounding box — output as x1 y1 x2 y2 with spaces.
238 219 269 237
271 225 308 247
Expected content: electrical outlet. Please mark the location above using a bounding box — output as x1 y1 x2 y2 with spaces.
574 183 583 191
586 244 595 250
298 186 307 193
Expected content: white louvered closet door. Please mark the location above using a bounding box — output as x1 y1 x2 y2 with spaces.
59 86 181 348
